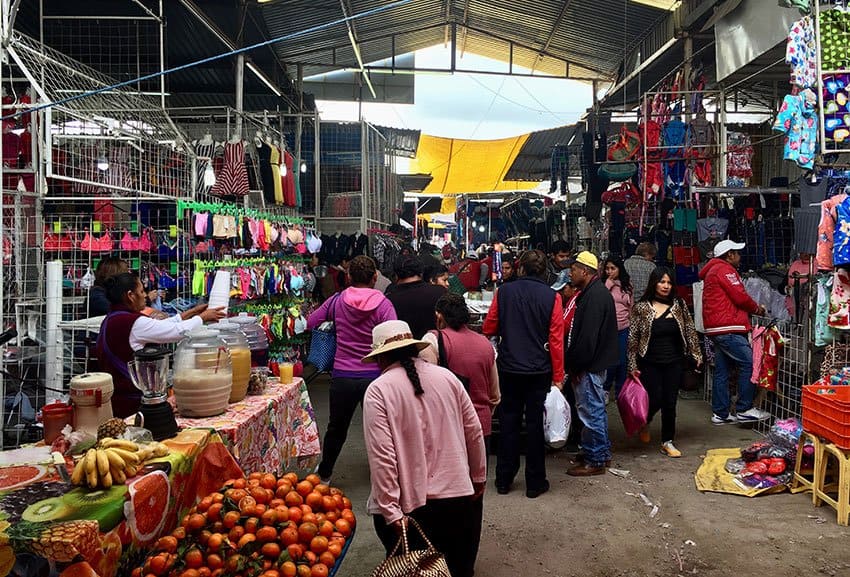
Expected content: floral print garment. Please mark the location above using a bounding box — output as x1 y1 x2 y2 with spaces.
772 93 818 170
786 16 817 89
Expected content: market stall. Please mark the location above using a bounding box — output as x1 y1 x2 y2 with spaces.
0 428 242 577
176 378 320 475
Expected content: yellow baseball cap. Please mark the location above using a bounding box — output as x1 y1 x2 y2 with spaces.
571 251 598 270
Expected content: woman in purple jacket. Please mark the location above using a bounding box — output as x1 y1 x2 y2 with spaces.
307 255 397 482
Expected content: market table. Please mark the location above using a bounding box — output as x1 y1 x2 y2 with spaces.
175 377 321 475
0 427 243 577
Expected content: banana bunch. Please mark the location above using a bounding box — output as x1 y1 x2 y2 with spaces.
70 439 169 489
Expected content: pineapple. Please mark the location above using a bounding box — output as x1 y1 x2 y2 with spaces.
97 418 127 441
13 520 100 562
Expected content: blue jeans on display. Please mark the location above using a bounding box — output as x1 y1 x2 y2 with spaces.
710 334 756 418
605 328 629 396
574 370 612 467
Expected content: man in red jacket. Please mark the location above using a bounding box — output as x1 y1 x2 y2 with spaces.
699 240 770 425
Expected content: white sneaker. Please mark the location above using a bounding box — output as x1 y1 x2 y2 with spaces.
736 407 771 422
711 414 737 425
661 441 682 458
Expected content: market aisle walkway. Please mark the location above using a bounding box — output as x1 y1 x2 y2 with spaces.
307 376 850 577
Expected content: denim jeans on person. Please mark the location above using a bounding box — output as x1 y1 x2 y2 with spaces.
605 328 629 396
710 333 756 418
573 370 612 467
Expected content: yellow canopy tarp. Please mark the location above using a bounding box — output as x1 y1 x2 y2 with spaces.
410 134 537 213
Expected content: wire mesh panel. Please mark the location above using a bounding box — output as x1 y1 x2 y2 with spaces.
41 13 163 94
363 122 400 231
9 32 192 199
703 315 811 436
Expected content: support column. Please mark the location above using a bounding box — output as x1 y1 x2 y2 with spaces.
683 34 693 121
718 87 727 187
295 64 304 206
235 54 244 137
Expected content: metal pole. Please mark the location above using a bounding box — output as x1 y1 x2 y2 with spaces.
159 0 166 109
295 65 304 210
361 120 368 234
314 114 321 221
718 87 727 187
683 34 692 121
235 54 245 137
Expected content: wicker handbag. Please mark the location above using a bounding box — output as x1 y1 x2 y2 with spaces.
371 518 450 577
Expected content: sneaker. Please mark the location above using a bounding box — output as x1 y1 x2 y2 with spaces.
736 407 771 422
660 441 682 458
639 426 651 444
320 476 332 485
711 413 737 425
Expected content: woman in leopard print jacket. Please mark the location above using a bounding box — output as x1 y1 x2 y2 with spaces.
626 267 702 458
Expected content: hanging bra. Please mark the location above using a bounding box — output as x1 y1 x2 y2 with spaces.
121 230 139 252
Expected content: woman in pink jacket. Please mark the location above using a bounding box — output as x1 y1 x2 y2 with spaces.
603 257 633 398
363 320 486 577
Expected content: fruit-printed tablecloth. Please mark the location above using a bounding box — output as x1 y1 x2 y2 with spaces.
175 378 321 475
0 428 244 577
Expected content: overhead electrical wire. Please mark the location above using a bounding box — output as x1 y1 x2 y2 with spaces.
2 0 417 121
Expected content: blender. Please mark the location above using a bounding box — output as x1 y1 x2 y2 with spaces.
127 346 179 440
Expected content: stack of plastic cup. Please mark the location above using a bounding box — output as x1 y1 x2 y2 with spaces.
208 270 231 313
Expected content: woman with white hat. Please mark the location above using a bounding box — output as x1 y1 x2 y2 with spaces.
362 320 487 577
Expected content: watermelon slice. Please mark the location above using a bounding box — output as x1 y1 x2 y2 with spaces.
0 465 46 492
123 471 170 544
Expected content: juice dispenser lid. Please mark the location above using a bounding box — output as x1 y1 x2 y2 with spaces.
134 345 170 361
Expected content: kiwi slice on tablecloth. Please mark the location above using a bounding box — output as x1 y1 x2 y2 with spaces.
59 486 128 531
21 497 72 523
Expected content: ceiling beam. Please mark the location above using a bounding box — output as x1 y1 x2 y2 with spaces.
531 0 573 73
176 0 299 109
338 0 376 98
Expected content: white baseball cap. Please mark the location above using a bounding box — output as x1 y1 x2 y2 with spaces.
713 239 746 258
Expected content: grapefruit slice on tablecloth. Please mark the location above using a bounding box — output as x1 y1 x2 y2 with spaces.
0 465 46 492
123 471 170 544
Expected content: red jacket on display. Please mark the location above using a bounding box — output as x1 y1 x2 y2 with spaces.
698 258 759 336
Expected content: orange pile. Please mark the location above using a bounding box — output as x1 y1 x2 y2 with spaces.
131 472 355 577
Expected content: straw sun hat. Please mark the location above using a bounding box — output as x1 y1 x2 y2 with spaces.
361 320 429 363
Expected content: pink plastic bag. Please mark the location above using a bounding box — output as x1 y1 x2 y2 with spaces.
617 374 649 436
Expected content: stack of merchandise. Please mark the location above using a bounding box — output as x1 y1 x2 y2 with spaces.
724 419 807 490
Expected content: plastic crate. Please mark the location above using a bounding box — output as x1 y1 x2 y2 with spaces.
802 384 850 449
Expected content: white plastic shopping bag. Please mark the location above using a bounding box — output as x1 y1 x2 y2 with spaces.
543 385 570 448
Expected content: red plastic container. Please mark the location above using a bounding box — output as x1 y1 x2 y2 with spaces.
42 402 73 444
802 384 850 449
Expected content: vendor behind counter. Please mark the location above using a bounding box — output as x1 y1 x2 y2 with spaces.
95 272 226 418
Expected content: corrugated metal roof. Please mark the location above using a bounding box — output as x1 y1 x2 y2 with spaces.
504 124 580 182
261 0 667 80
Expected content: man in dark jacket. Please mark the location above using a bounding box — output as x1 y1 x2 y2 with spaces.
565 251 617 476
385 256 446 338
483 250 564 498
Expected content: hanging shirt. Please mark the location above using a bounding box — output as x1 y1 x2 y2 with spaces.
833 195 850 267
772 92 818 170
786 16 817 89
817 193 847 270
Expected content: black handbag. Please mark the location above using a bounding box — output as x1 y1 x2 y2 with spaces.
437 330 471 391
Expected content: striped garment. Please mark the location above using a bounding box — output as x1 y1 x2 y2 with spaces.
210 140 249 197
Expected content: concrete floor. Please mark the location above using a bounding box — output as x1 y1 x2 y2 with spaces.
307 376 850 577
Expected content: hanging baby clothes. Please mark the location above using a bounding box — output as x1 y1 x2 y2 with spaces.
687 115 715 186
818 193 848 270
829 267 850 329
282 149 296 206
786 16 817 89
270 145 284 205
257 141 276 205
772 91 818 170
816 274 835 346
195 140 216 196
726 132 753 188
833 195 850 266
663 118 688 200
210 140 250 197
751 325 784 392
